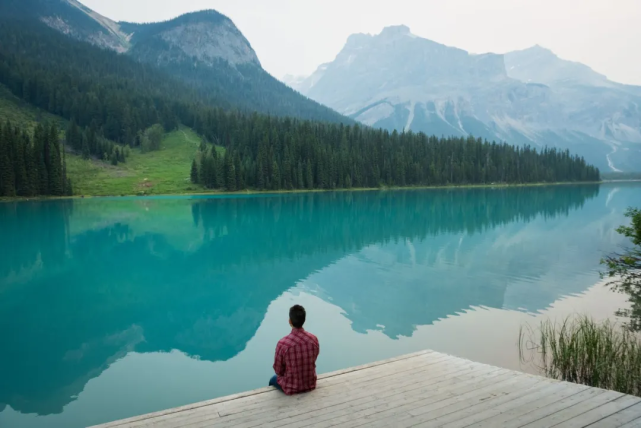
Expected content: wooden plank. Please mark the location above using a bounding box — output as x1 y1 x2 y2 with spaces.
215 352 454 416
191 364 516 426
181 362 507 428
325 370 523 428
552 395 641 428
115 351 445 428
90 351 432 428
490 388 608 428
308 367 515 428
304 374 556 428
587 402 641 428
465 383 591 427
435 381 576 428
618 417 641 428
263 366 510 428
145 354 464 428
151 360 469 428
392 375 549 427
519 390 625 428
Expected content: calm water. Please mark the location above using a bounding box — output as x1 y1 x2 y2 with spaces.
0 184 639 427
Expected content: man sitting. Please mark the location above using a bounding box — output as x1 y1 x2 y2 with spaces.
269 305 320 395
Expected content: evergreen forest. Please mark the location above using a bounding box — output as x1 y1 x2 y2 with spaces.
0 121 72 197
191 112 601 191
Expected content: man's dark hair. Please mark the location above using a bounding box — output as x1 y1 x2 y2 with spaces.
289 305 306 329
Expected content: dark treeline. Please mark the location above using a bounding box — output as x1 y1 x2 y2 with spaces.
191 113 601 191
0 121 72 197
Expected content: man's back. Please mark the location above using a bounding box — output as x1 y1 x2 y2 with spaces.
273 328 320 395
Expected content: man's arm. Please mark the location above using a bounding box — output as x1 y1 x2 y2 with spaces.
273 341 286 377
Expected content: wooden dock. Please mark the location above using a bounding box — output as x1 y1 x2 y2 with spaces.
92 350 641 428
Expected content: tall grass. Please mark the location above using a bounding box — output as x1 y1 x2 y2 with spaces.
519 316 641 396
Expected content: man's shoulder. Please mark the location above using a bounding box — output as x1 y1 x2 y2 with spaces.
278 330 318 348
303 330 319 345
277 333 296 349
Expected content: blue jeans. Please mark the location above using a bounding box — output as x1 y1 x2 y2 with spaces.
269 374 282 391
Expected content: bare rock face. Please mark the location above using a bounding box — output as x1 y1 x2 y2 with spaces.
119 10 261 69
31 1 259 69
294 26 641 172
38 0 131 52
157 19 260 67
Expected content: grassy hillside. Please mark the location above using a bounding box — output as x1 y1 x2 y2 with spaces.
0 84 64 130
66 128 216 196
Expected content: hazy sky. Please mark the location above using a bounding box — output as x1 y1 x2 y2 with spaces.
81 0 641 85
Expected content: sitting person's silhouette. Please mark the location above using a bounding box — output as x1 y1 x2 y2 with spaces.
269 305 320 395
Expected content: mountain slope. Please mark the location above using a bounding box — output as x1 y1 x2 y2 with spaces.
0 0 130 51
1 0 351 124
291 26 641 172
120 11 260 67
121 11 349 123
504 45 611 87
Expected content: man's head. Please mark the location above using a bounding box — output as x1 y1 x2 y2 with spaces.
289 305 306 329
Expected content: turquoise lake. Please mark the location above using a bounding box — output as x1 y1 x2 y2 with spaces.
1 183 640 428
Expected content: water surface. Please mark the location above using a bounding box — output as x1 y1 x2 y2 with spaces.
0 184 639 427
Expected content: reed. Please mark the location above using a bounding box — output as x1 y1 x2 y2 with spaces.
519 316 641 397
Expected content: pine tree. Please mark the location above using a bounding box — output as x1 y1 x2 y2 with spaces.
297 161 304 190
61 136 70 196
283 147 292 189
224 153 236 191
190 159 199 184
25 137 38 197
81 135 90 159
33 124 49 195
0 123 14 196
271 160 281 190
306 160 313 190
214 150 224 188
257 160 266 190
234 153 244 190
0 122 16 196
13 131 28 196
199 153 211 187
48 123 63 196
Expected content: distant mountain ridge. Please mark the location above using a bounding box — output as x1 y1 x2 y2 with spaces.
288 26 641 171
0 0 350 124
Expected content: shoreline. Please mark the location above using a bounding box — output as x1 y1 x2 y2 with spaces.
0 180 612 202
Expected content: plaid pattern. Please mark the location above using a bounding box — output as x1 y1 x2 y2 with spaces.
273 328 320 395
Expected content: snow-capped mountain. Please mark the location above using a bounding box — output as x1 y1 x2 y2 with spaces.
289 26 641 172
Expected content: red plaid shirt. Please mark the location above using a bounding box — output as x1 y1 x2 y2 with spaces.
273 328 320 395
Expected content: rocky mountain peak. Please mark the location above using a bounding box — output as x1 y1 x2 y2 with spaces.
380 24 412 37
298 26 508 116
505 45 609 87
122 10 261 67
